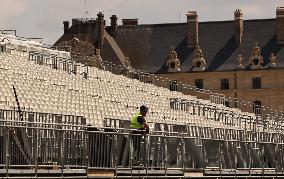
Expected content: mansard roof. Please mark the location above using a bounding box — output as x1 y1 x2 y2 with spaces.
55 18 284 73
102 18 284 73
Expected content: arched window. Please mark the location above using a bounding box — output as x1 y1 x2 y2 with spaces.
253 100 261 115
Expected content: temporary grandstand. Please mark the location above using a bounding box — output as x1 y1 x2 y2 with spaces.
0 30 284 178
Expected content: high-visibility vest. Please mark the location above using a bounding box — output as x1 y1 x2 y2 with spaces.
130 112 144 129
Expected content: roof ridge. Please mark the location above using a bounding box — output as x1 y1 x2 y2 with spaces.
115 18 276 28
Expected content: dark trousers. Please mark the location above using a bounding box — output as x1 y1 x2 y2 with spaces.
131 130 146 165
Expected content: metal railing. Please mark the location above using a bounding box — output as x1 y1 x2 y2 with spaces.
1 109 284 177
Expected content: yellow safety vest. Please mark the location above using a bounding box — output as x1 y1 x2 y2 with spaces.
130 112 144 129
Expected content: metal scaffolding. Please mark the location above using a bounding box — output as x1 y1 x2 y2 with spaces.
0 109 284 178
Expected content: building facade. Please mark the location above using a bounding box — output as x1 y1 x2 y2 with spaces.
55 7 284 113
158 68 284 112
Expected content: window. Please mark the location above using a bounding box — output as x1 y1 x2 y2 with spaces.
252 58 259 65
221 79 229 90
253 100 261 114
170 62 176 69
195 79 203 89
225 101 230 107
252 77 261 89
169 80 178 91
196 61 201 67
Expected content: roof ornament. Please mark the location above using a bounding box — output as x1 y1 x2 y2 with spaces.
95 48 104 69
73 37 80 43
124 56 132 69
236 54 244 70
192 45 206 71
248 42 264 70
73 34 80 43
269 53 277 68
166 46 180 73
252 42 261 55
194 45 203 58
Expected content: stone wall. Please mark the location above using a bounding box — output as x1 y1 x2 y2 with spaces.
156 69 284 112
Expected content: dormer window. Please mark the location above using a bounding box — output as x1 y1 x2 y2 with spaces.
192 45 206 71
248 42 264 70
166 47 180 73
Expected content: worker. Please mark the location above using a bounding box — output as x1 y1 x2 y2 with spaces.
130 105 149 132
130 105 149 166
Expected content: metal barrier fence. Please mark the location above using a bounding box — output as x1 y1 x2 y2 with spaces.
80 123 284 175
0 109 86 172
1 108 284 176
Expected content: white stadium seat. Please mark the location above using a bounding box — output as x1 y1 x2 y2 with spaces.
0 33 278 133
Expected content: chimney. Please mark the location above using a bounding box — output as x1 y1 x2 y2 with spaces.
234 9 243 46
96 12 105 49
276 7 284 43
110 15 118 36
186 11 198 48
63 21 69 34
122 19 138 26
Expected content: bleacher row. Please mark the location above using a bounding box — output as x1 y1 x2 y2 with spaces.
0 33 281 133
0 33 70 58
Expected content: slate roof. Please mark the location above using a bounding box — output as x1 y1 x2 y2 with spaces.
54 21 120 65
54 22 97 46
102 18 284 73
54 18 284 74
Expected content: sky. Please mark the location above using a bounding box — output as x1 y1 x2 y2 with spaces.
1 0 283 44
